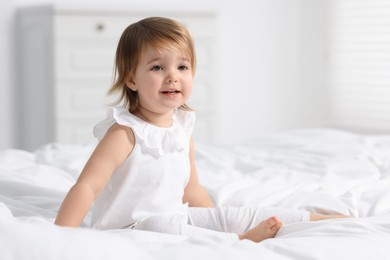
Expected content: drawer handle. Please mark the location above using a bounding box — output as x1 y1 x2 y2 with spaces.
96 23 105 32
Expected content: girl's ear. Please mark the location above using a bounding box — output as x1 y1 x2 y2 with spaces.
125 75 137 91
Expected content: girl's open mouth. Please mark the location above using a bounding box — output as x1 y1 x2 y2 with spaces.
161 90 180 94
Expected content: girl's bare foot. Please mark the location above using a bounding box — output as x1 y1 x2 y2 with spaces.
238 216 283 243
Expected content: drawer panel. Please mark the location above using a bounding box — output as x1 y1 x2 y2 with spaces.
55 41 116 78
54 13 216 38
55 81 113 119
56 121 97 144
54 15 139 38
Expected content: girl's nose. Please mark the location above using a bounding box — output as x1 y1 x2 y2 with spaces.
166 73 178 84
167 78 178 83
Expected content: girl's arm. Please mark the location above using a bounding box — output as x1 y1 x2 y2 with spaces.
182 137 214 208
55 124 135 227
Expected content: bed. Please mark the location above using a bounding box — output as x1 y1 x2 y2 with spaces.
1 128 390 259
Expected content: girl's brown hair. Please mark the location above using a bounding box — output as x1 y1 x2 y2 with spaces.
109 17 196 112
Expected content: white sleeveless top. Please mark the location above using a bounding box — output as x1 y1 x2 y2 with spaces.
90 107 195 230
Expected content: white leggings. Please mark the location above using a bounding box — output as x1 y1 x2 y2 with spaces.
132 206 310 241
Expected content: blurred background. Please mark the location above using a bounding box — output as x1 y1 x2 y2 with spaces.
1 0 389 150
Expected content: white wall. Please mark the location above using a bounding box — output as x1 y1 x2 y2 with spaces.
0 0 328 149
215 0 329 143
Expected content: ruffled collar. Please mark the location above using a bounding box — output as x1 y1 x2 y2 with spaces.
94 107 195 157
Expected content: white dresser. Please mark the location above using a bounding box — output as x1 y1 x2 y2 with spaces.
16 5 217 150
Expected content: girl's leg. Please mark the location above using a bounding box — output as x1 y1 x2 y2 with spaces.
188 206 309 234
131 213 282 243
132 214 239 241
310 213 351 221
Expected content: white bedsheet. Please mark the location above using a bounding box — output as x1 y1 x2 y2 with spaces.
1 128 390 259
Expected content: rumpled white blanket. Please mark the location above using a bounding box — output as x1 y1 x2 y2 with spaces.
1 129 390 260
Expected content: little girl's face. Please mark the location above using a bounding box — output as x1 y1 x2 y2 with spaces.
128 46 193 116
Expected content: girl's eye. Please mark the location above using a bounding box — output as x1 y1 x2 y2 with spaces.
151 65 163 71
178 65 189 70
